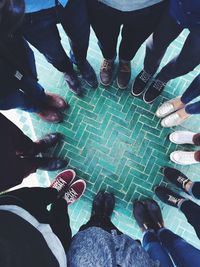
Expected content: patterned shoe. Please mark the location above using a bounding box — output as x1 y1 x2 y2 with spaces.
170 151 199 165
51 169 76 193
63 179 86 205
131 70 152 96
143 78 166 104
155 186 184 208
169 131 195 145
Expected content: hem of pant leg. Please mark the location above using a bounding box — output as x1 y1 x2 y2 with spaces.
178 199 189 210
184 105 194 115
188 183 197 199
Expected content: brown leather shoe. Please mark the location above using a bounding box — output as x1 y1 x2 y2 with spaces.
100 59 114 86
45 92 69 110
36 109 63 123
117 61 131 89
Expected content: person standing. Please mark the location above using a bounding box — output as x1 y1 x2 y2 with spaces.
87 0 167 89
132 0 200 104
22 0 98 96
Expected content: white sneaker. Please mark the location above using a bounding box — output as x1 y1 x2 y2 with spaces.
169 131 196 145
161 111 190 128
156 97 182 118
170 151 199 165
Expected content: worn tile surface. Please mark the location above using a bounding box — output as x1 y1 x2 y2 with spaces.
11 27 200 248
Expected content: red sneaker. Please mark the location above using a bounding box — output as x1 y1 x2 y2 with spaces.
63 179 86 205
50 169 76 192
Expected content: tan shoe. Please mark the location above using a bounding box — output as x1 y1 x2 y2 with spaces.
36 109 63 123
156 97 184 118
161 108 190 128
45 92 69 110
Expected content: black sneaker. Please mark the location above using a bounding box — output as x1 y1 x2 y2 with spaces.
143 77 166 104
144 199 164 230
117 61 131 89
64 72 83 96
133 200 155 231
77 60 98 88
162 167 191 195
131 70 152 96
35 157 68 171
155 186 184 208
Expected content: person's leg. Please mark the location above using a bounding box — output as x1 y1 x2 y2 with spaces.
179 200 200 240
119 1 168 62
22 10 73 74
189 182 200 199
158 31 200 82
87 0 121 61
142 230 174 267
158 228 200 267
49 199 72 250
181 74 200 104
143 14 182 76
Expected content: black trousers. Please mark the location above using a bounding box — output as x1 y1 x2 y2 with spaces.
0 187 72 250
0 113 39 191
87 0 168 61
180 200 200 241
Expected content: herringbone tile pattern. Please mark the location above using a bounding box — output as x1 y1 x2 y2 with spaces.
14 27 200 248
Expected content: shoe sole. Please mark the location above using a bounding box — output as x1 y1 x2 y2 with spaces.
116 77 129 90
143 92 156 104
52 169 76 188
67 179 86 204
100 79 113 87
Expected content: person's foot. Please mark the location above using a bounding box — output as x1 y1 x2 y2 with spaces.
100 59 114 86
161 108 191 127
170 151 199 165
155 186 185 208
77 60 98 88
36 109 63 123
143 77 166 104
51 169 76 193
117 61 131 89
156 97 185 118
34 157 68 171
131 70 152 96
35 132 62 153
64 72 83 96
143 199 164 229
63 179 86 205
133 200 155 232
91 191 115 218
169 131 196 145
162 166 192 194
45 92 69 110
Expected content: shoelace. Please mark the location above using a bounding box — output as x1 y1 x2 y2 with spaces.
139 70 151 83
177 176 190 190
64 187 78 202
53 177 67 191
153 80 166 91
101 60 112 71
168 194 180 205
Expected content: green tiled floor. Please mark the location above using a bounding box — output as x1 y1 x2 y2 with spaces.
15 27 200 248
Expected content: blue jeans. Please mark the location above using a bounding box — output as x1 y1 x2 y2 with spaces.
0 37 46 112
143 228 200 267
22 0 90 73
144 12 200 82
180 74 200 114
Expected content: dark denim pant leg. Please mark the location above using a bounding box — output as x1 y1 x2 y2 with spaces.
158 30 200 82
87 0 121 60
23 10 73 73
119 1 168 61
142 230 174 267
144 13 182 76
158 228 200 267
60 0 90 64
180 199 200 240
